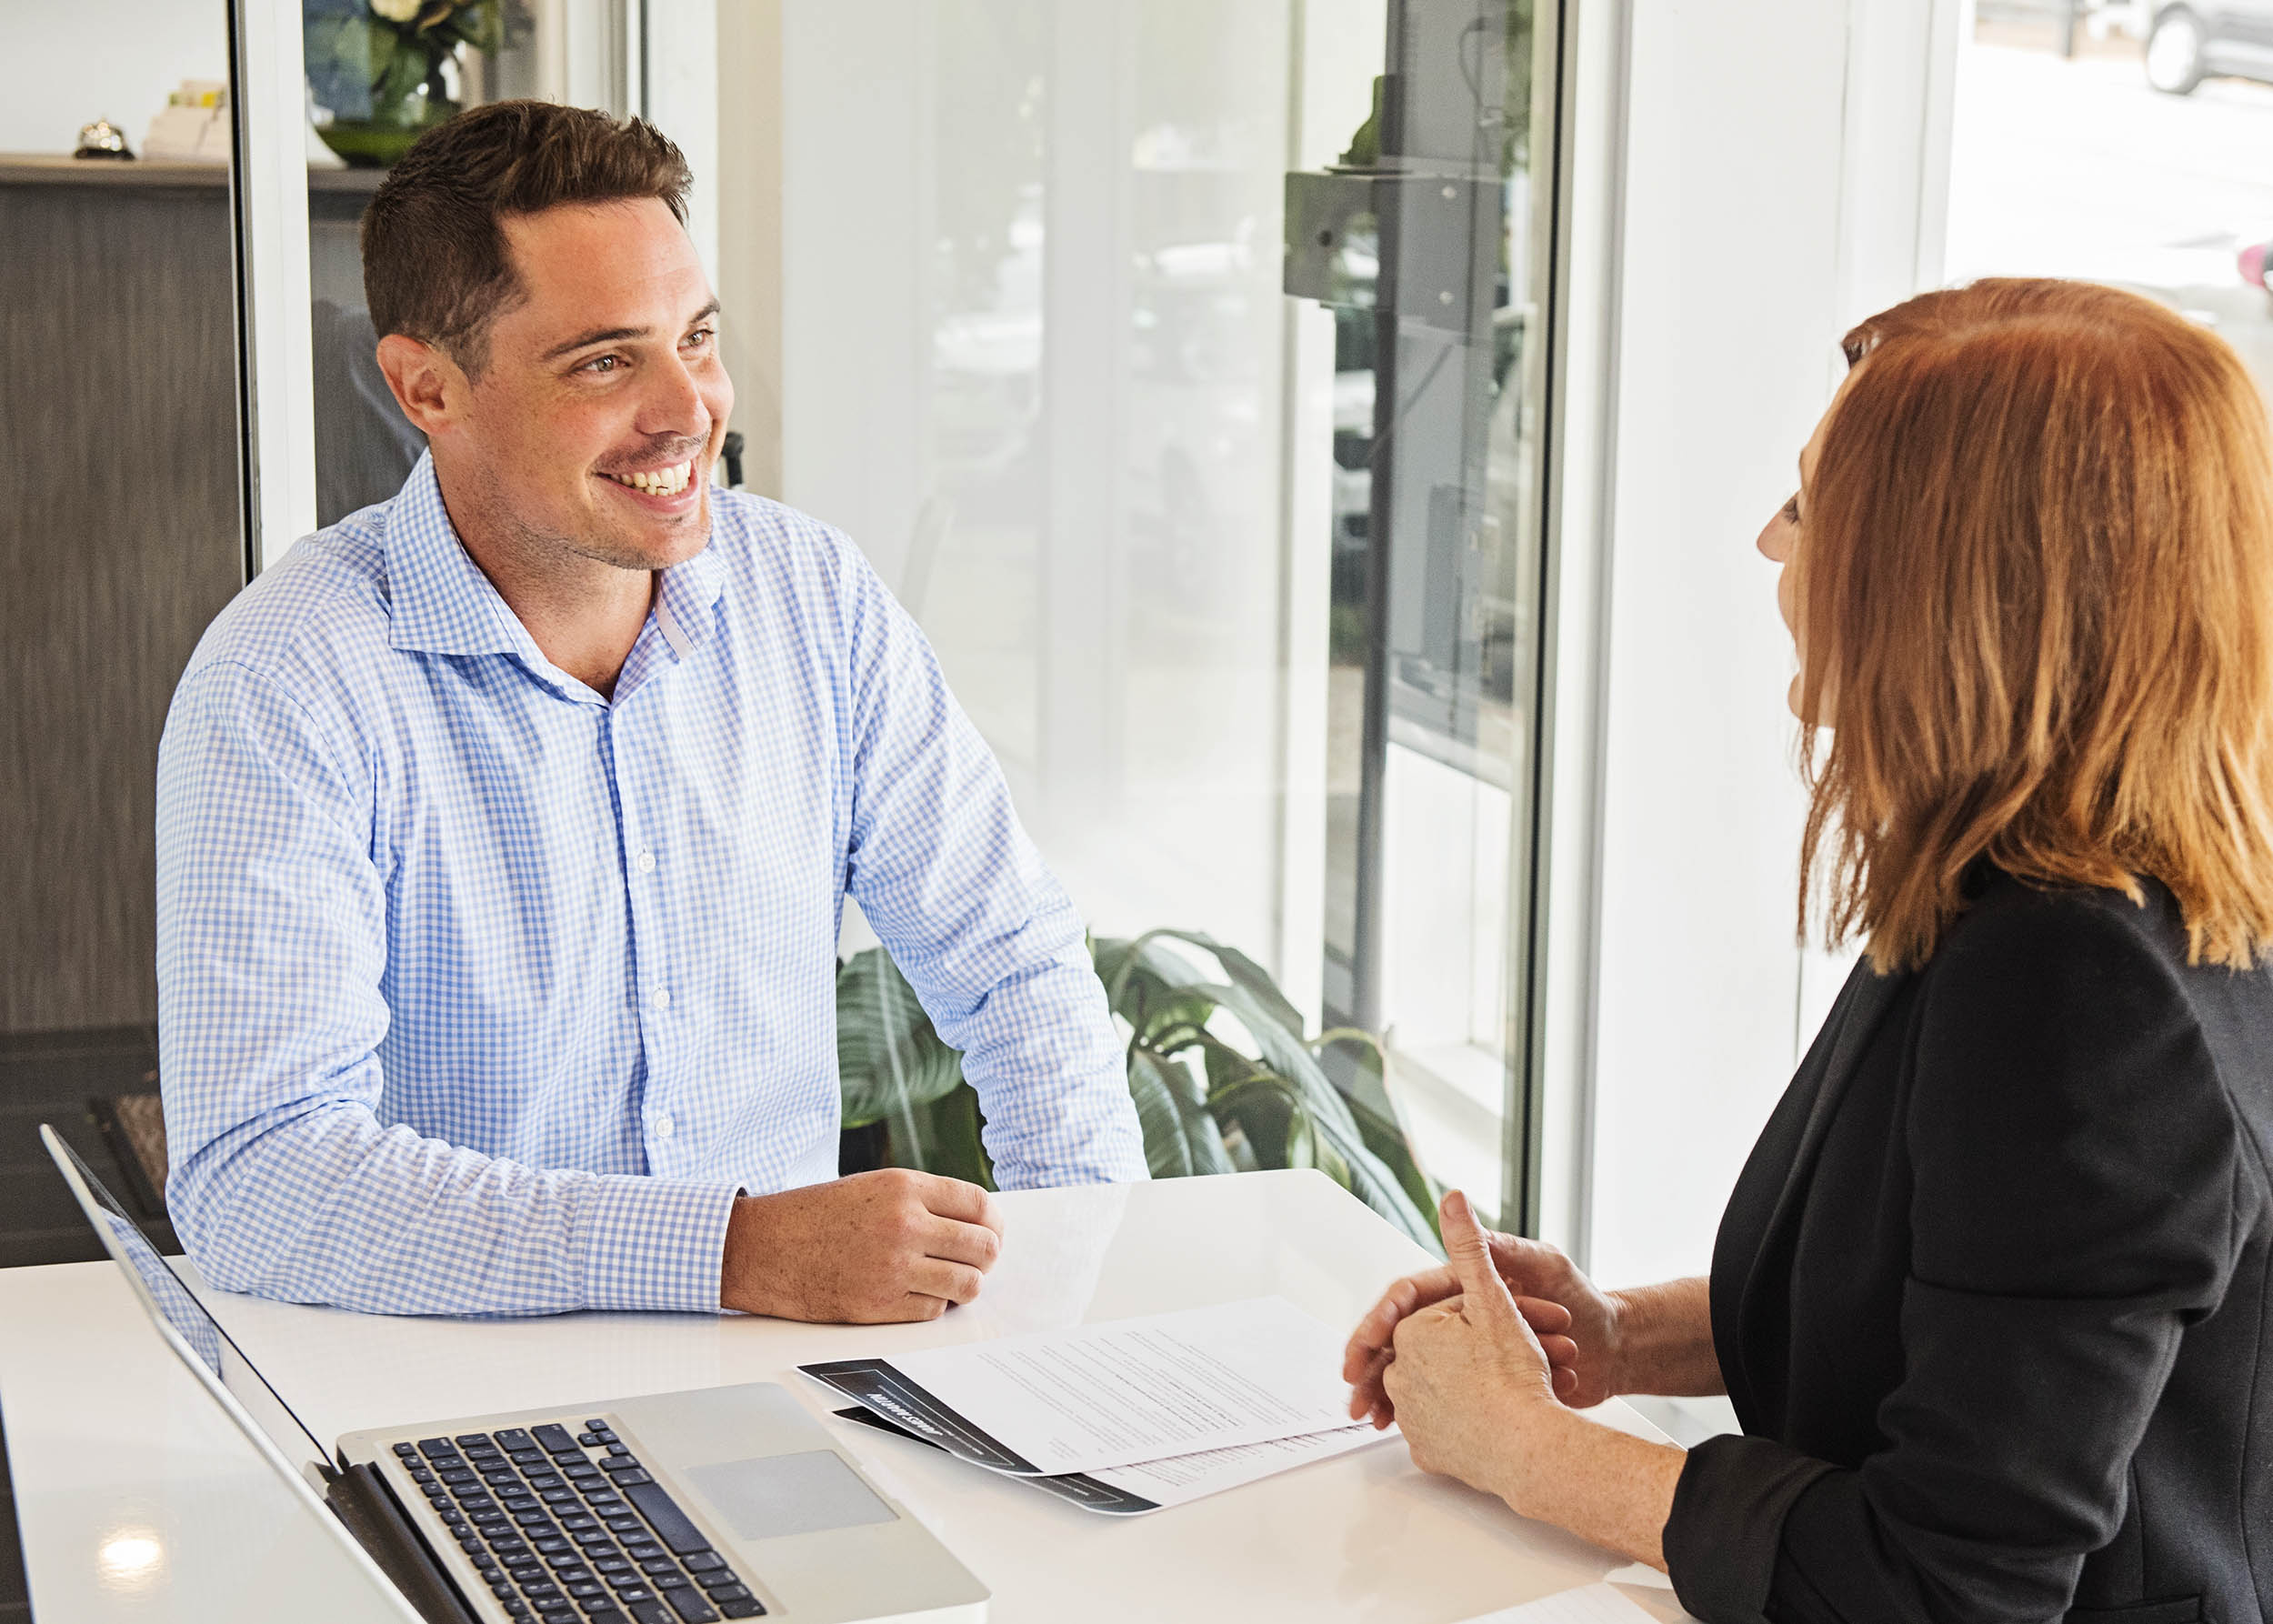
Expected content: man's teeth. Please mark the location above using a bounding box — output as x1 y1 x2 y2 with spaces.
608 460 693 495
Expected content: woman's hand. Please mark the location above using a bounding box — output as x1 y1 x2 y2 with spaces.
1381 1191 1688 1570
1375 1190 1565 1499
1343 1208 1624 1428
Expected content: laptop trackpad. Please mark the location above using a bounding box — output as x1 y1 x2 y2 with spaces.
684 1450 898 1540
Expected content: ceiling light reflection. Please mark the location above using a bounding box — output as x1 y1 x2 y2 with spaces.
96 1529 165 1589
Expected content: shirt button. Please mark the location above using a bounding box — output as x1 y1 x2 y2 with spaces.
649 987 672 1011
650 1112 676 1141
636 849 656 874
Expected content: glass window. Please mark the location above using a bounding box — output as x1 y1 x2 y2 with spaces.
1948 3 2273 398
302 0 635 526
777 0 1557 1224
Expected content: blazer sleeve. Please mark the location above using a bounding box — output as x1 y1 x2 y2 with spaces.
1664 893 2252 1624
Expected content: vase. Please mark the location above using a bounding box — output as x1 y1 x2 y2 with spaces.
316 59 458 168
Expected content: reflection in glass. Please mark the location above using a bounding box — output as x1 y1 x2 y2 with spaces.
50 1133 333 1476
303 0 631 526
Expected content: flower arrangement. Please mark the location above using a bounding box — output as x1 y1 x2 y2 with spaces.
305 0 503 166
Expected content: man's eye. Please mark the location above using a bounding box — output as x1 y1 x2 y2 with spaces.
580 355 622 375
683 327 715 349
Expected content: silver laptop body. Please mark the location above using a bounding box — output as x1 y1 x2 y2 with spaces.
42 1124 988 1624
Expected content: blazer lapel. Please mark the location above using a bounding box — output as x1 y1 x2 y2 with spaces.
1737 959 1908 1335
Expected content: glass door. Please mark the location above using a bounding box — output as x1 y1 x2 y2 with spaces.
1284 0 1555 1228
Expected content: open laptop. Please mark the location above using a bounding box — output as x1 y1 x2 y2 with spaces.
41 1124 988 1624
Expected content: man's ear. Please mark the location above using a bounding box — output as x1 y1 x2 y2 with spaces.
375 333 466 438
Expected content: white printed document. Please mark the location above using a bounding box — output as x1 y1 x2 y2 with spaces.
1085 1424 1386 1507
801 1296 1381 1512
810 1296 1357 1476
831 1401 1389 1515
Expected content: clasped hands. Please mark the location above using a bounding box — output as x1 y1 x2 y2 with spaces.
1341 1189 1621 1511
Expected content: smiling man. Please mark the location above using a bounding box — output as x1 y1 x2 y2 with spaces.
155 102 1145 1322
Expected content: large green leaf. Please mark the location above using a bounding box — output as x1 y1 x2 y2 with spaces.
1315 1029 1443 1240
836 930 1440 1254
1127 1048 1237 1179
1134 929 1306 1040
836 947 966 1127
884 1081 996 1190
1092 934 1439 1250
1094 936 1217 1048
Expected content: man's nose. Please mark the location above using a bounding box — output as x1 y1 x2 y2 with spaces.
636 353 709 441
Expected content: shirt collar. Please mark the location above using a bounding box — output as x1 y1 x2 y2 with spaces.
383 451 730 666
384 453 542 661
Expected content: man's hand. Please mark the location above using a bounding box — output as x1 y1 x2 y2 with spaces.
719 1169 1005 1322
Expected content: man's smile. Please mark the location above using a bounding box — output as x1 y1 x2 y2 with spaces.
601 457 696 496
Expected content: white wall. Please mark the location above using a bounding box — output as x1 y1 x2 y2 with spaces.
1559 0 1958 1288
2 1 228 155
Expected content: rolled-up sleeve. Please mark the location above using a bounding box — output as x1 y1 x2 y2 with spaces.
830 542 1146 1189
158 659 738 1316
1664 900 2250 1623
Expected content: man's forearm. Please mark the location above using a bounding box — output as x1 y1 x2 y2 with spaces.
1611 1276 1723 1396
170 1101 737 1316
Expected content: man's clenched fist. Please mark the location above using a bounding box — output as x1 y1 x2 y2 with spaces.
718 1168 1006 1322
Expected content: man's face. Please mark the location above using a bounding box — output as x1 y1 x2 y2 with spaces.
430 197 734 574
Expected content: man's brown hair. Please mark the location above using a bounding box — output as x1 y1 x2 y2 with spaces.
361 99 691 375
1798 277 2273 971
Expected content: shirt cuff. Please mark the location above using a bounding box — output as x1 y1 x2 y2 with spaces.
1665 1433 1839 1624
571 1174 740 1313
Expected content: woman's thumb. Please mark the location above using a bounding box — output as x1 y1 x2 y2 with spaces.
1440 1190 1517 1320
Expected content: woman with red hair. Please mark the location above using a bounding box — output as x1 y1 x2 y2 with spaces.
1346 279 2273 1622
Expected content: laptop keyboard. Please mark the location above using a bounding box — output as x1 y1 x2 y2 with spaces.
391 1419 766 1622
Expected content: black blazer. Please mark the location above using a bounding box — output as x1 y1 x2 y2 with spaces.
1663 870 2273 1624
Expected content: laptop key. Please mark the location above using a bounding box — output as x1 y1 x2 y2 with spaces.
694 1573 741 1593
716 1604 764 1620
627 1603 674 1624
619 1483 710 1556
681 1552 725 1573
661 1589 718 1624
533 1424 582 1454
703 1587 749 1605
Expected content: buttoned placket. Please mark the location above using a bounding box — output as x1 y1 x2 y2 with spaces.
604 619 689 1173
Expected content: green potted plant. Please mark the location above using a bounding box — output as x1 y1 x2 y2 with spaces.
836 931 1445 1254
305 0 503 167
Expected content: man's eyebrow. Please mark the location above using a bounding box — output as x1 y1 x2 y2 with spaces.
541 324 646 363
538 302 723 365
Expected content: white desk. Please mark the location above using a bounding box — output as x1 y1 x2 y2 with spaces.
0 1169 1688 1622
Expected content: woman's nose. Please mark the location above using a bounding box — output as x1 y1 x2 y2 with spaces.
1758 506 1795 563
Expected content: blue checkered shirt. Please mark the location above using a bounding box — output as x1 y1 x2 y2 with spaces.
155 455 1145 1317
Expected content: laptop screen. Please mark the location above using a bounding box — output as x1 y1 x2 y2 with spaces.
45 1127 335 1479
